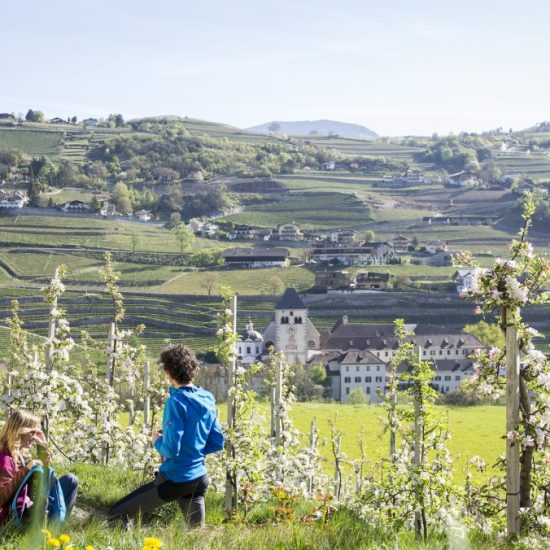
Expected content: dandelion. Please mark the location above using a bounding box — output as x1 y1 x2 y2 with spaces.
59 534 71 544
47 538 61 548
41 529 52 539
142 537 163 549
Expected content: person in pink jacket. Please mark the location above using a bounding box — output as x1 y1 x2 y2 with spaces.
0 410 78 523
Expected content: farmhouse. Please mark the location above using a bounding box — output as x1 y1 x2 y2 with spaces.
0 113 15 121
389 235 408 254
329 230 356 246
272 222 304 241
222 247 289 268
0 190 28 209
314 271 353 291
410 250 453 266
354 271 390 290
134 210 152 222
83 118 98 127
99 201 117 216
310 242 396 266
61 200 90 212
453 268 487 294
50 117 68 125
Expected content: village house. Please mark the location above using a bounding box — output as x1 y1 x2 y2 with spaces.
222 247 289 268
235 319 264 365
310 242 396 267
228 224 260 240
354 271 390 290
329 230 356 246
202 222 219 238
271 222 304 241
389 235 409 254
83 118 98 127
314 271 353 291
99 201 117 216
452 268 487 294
424 240 447 254
61 200 90 212
134 210 152 222
322 161 336 171
0 190 28 209
50 117 68 125
187 218 204 233
410 250 453 266
0 113 15 121
447 171 480 187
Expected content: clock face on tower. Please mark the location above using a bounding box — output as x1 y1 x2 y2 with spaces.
286 325 296 334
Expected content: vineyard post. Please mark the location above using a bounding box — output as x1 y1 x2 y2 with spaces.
274 358 283 446
504 307 521 535
45 267 59 372
413 345 423 537
143 361 151 430
106 322 116 384
308 417 317 497
224 293 238 511
333 433 342 500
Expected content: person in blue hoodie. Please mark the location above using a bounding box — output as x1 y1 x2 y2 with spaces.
107 344 224 526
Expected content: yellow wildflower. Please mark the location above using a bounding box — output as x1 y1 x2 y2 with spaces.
85 546 95 550
143 537 163 548
41 529 52 538
47 538 61 548
59 534 71 544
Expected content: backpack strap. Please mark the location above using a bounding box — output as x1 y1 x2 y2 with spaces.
10 465 43 523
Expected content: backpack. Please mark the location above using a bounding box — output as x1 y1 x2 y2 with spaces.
10 465 66 525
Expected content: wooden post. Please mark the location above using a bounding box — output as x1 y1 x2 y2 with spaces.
414 345 423 536
333 434 342 499
143 361 151 430
45 269 59 372
505 307 521 535
308 417 317 497
270 385 276 438
106 322 116 383
224 293 238 511
274 358 283 446
389 391 397 460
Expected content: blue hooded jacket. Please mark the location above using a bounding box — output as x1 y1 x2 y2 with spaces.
154 386 224 482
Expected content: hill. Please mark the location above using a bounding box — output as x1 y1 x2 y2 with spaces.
247 119 378 138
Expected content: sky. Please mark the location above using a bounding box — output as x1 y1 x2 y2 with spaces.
1 0 549 136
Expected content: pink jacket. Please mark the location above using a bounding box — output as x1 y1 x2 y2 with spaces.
0 448 30 523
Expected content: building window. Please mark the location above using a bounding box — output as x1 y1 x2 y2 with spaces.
256 346 259 354
384 351 389 357
356 365 360 371
444 375 451 381
430 351 436 356
456 350 459 355
281 316 289 324
365 376 372 383
435 376 441 381
344 377 351 383
345 366 349 372
447 350 451 355
376 365 381 371
355 376 361 383
455 375 461 381
295 317 302 324
462 349 467 355
375 376 383 383
346 387 350 395
366 386 371 394
366 366 370 372
439 350 443 355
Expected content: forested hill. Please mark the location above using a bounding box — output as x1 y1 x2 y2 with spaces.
247 119 378 138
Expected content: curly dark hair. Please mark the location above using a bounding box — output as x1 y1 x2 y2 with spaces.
159 344 198 385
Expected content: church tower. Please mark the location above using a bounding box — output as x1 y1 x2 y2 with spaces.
273 288 310 365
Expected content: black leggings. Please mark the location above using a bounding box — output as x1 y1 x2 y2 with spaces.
107 473 209 526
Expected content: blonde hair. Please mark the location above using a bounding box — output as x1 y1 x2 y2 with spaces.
0 410 41 464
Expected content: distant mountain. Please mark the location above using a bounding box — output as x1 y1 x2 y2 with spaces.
246 119 377 139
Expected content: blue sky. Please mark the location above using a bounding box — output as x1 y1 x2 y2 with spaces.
1 0 548 135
